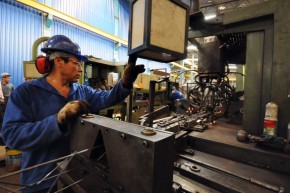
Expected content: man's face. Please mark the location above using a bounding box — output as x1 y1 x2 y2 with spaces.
57 56 83 83
2 76 11 84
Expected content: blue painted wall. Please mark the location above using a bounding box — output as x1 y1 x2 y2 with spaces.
0 0 42 87
0 0 126 87
0 0 171 88
52 19 115 61
49 0 115 35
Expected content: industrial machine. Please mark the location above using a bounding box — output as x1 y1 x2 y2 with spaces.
59 114 175 193
51 57 289 193
1 114 288 193
9 1 289 193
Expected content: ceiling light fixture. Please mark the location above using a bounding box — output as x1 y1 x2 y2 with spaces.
228 64 237 70
185 58 199 62
204 14 216 20
183 59 193 65
187 45 198 51
238 3 246 8
218 5 225 10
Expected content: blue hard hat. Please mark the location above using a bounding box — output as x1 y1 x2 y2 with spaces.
41 35 88 62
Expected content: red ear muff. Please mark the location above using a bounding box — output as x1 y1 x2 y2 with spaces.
35 55 51 74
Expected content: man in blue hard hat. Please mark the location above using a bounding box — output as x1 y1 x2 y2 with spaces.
2 35 145 193
170 86 185 101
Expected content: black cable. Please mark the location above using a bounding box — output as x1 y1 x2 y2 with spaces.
228 71 245 76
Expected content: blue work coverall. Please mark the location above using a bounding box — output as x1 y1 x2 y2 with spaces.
2 77 130 193
170 90 185 101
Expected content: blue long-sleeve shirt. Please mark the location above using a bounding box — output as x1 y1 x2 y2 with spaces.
2 77 130 192
170 90 185 101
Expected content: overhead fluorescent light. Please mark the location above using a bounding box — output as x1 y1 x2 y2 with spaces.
238 3 246 8
204 14 216 20
183 59 192 65
171 62 190 70
187 45 198 51
229 64 237 69
218 5 226 10
185 58 198 62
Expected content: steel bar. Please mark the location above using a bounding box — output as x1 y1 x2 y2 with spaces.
16 162 96 193
14 161 94 192
0 146 102 180
47 153 76 193
177 154 284 193
54 173 96 193
0 184 21 193
37 155 73 186
56 167 116 193
54 168 119 193
0 181 23 186
148 80 156 127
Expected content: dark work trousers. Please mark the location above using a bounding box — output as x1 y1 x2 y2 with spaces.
0 99 7 145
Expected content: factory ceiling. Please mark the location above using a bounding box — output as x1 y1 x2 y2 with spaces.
183 0 269 68
182 0 270 15
125 0 270 71
125 0 270 16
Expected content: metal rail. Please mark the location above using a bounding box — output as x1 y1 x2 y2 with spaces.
0 148 91 180
0 146 103 193
176 154 284 193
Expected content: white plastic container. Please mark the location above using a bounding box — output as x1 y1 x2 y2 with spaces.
265 102 278 120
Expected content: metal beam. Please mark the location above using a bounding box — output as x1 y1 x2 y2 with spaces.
16 0 128 46
171 62 190 70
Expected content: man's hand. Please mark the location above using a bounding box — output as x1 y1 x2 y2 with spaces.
122 55 145 87
57 100 90 126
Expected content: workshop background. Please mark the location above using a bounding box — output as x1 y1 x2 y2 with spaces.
0 0 289 138
0 0 290 192
0 0 171 88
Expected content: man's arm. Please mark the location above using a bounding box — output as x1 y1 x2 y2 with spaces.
2 85 64 151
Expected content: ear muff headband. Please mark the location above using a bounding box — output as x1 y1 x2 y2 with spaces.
35 55 51 74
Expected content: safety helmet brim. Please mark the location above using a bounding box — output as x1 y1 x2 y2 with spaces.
41 48 88 62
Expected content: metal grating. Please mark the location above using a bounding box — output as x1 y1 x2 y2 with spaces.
217 32 247 64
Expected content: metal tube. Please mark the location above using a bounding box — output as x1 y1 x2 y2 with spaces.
148 80 156 127
16 161 94 192
54 173 95 193
126 90 133 122
0 146 101 180
190 0 200 14
0 184 21 193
